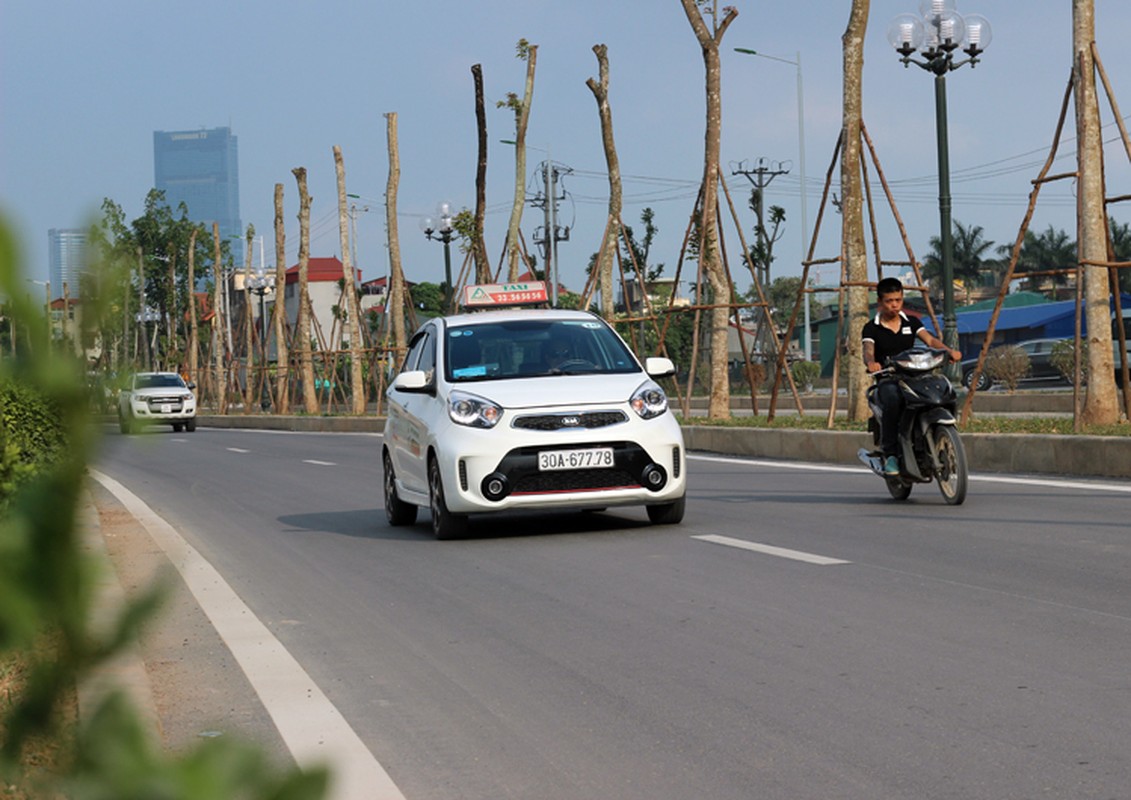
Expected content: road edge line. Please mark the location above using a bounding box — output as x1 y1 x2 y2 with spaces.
89 469 406 800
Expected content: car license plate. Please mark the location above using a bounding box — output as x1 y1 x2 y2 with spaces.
538 447 614 471
160 403 173 413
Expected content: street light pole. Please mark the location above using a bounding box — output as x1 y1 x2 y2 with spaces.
246 267 276 409
734 47 811 359
421 202 455 312
887 1 991 377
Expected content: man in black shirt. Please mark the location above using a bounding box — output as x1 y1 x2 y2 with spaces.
862 277 961 475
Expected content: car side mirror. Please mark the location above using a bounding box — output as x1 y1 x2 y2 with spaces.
644 357 676 378
393 370 430 392
187 381 196 390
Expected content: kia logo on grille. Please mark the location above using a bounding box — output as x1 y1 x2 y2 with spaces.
560 415 581 427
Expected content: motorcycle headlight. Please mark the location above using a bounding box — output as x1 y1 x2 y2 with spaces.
894 350 944 372
449 390 502 428
630 380 669 420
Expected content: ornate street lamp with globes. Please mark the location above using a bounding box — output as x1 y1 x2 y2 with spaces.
420 201 455 313
246 268 275 348
887 0 991 377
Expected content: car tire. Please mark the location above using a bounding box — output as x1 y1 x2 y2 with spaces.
962 369 992 391
384 450 418 526
646 495 685 525
429 457 468 540
185 418 197 432
173 423 183 432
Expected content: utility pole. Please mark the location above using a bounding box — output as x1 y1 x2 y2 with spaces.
732 157 789 288
530 156 572 306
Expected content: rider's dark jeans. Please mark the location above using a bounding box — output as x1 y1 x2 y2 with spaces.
874 379 903 457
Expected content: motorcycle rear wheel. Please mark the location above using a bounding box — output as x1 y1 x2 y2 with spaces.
933 425 968 505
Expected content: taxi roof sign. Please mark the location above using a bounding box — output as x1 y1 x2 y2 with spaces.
462 281 549 308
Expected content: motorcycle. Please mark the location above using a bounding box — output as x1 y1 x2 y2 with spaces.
858 347 968 505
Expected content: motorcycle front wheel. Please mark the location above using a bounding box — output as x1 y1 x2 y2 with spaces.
885 477 912 500
932 424 968 505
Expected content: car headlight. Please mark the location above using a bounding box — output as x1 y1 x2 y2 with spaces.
630 379 669 419
449 390 502 428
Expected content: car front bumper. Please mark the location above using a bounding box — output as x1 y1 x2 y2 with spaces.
431 413 686 515
124 397 196 422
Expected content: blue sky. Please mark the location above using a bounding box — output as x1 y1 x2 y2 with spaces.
4 0 1131 300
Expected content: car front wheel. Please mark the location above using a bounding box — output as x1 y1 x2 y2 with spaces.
428 457 468 540
646 495 685 525
185 417 197 432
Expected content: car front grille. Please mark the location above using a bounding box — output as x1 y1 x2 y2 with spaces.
512 469 639 494
146 395 185 412
511 410 627 431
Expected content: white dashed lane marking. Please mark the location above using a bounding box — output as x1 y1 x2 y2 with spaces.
693 534 851 565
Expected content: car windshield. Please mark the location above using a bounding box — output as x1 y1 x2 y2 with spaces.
136 374 186 389
445 319 640 382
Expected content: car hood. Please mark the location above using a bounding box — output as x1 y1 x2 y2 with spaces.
448 372 653 410
131 386 193 398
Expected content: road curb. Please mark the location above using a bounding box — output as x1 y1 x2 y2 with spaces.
679 426 1131 480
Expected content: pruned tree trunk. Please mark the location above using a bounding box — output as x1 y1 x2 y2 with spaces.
293 167 318 415
187 225 199 385
471 65 492 284
385 112 407 362
503 41 537 282
273 183 290 414
1075 0 1117 424
243 224 255 410
586 43 621 321
211 222 226 414
842 0 871 422
333 145 367 415
680 0 737 420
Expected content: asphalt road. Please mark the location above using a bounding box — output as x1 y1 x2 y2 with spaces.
94 426 1131 800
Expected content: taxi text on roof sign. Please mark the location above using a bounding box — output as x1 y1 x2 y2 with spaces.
462 281 549 308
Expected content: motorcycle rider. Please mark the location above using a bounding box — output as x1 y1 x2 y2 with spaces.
862 277 962 475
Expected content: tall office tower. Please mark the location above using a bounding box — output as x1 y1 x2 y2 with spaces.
153 126 243 267
48 228 88 297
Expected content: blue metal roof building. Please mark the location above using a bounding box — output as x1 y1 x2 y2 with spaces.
922 294 1131 356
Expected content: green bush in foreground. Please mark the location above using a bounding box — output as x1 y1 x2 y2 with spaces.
0 219 328 798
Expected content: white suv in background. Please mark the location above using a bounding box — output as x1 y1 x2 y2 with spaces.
118 372 197 434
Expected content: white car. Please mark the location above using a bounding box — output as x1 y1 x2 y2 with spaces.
118 371 197 434
383 307 687 539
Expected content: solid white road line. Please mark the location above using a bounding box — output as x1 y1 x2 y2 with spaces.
89 470 405 800
692 533 852 565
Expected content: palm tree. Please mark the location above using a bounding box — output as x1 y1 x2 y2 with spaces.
998 224 1076 297
1109 217 1131 294
924 220 997 287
